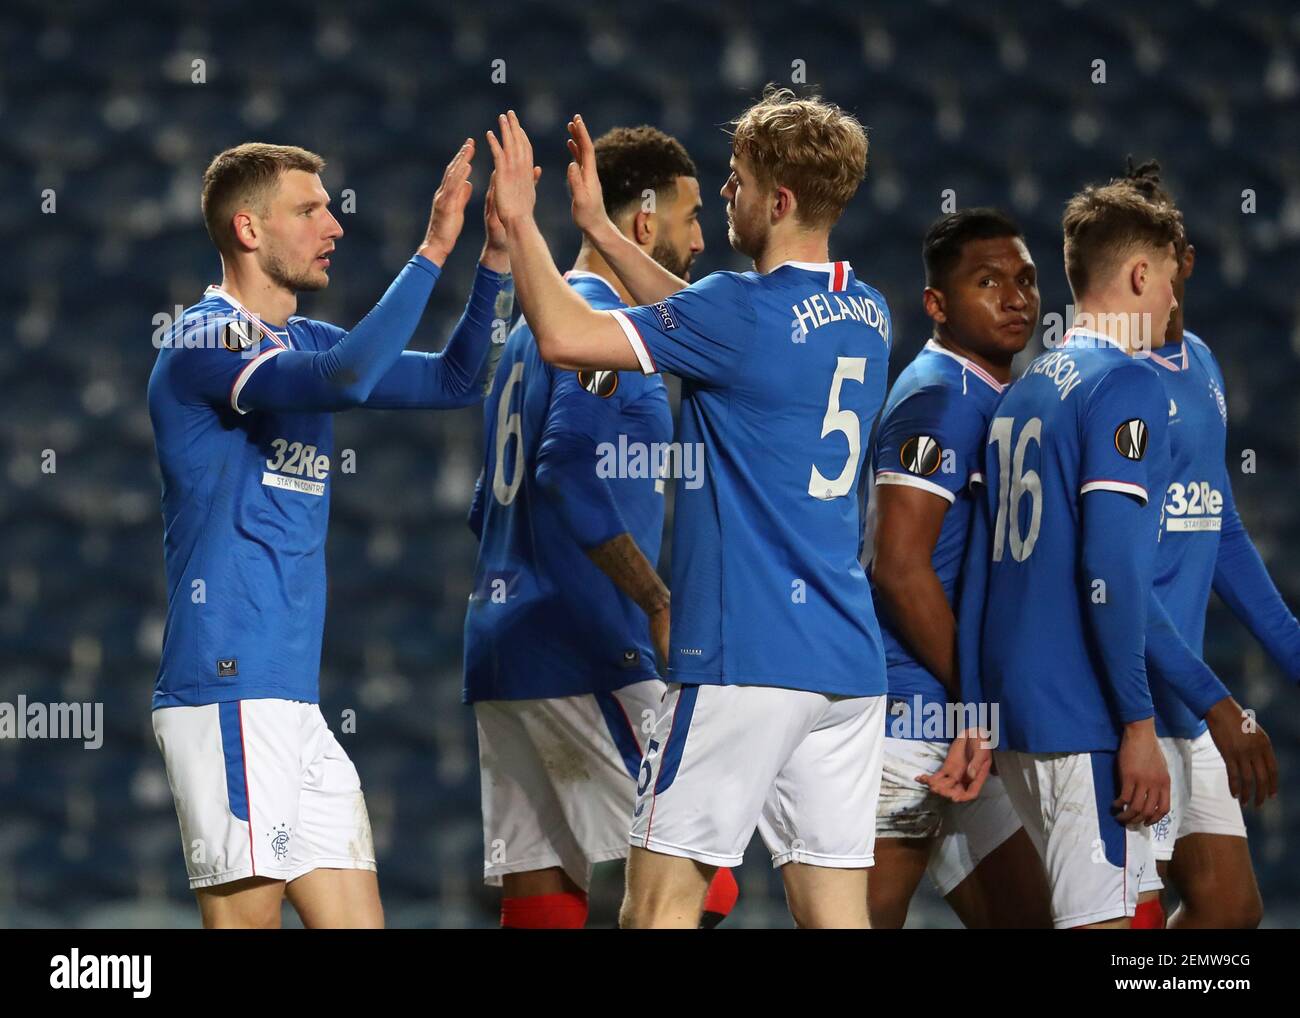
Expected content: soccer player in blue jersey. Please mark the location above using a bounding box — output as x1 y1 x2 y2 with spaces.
149 140 511 928
487 88 891 928
867 209 1050 928
1119 161 1293 928
463 125 737 929
950 181 1273 929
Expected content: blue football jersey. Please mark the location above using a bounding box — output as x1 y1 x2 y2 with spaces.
609 261 891 697
1148 331 1230 738
148 287 346 708
462 272 672 702
870 340 1007 725
974 331 1170 752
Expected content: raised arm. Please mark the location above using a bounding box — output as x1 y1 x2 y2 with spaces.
236 141 477 412
486 111 641 372
565 114 690 305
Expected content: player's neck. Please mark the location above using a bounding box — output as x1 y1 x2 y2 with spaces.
218 260 298 327
934 331 1013 383
571 243 635 307
1073 299 1149 356
755 231 829 275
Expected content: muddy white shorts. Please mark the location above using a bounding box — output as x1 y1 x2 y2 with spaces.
997 748 1156 928
629 683 887 870
474 679 666 891
152 698 376 890
876 736 1024 896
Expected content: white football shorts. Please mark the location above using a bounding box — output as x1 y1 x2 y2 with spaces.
876 736 1024 896
475 679 666 891
629 683 886 870
997 748 1157 928
153 698 376 890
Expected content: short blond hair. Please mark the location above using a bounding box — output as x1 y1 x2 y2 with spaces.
1062 181 1182 298
201 142 325 254
729 85 868 229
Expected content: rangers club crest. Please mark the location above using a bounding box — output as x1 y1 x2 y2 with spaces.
1209 379 1227 425
1114 418 1148 460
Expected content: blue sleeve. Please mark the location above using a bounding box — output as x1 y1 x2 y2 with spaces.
1213 477 1300 681
533 369 632 549
1079 363 1166 505
608 272 755 384
874 385 986 505
1146 591 1231 716
1080 488 1157 724
164 315 289 410
235 255 441 412
361 265 510 409
956 482 991 708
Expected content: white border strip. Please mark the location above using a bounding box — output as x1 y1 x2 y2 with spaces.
230 346 286 414
1080 479 1148 504
607 309 655 375
875 470 957 504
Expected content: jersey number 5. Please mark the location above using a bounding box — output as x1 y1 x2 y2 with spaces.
808 356 868 500
493 363 525 505
988 415 1043 562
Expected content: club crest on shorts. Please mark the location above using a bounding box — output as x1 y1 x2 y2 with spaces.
577 370 619 398
221 320 255 352
268 822 292 862
899 434 942 476
1114 418 1148 460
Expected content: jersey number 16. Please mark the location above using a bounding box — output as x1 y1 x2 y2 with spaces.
988 415 1043 562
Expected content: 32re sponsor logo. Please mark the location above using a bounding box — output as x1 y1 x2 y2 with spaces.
1165 479 1222 516
266 438 330 480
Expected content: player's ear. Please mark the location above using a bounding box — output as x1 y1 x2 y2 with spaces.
772 184 795 224
923 286 946 325
232 210 259 251
631 208 655 247
1182 244 1196 281
1129 257 1148 297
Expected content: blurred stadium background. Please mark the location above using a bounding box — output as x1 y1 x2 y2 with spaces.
1 0 1298 927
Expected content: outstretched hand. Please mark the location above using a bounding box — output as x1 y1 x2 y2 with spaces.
566 114 612 237
421 138 476 267
485 111 541 226
482 166 540 273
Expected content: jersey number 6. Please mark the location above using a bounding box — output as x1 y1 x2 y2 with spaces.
493 363 525 506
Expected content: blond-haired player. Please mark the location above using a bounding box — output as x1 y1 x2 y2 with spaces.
486 88 892 928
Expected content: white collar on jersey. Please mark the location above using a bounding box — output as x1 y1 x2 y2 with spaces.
1063 327 1125 352
204 285 293 350
771 259 854 291
1146 341 1189 372
562 270 623 304
923 338 1006 393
